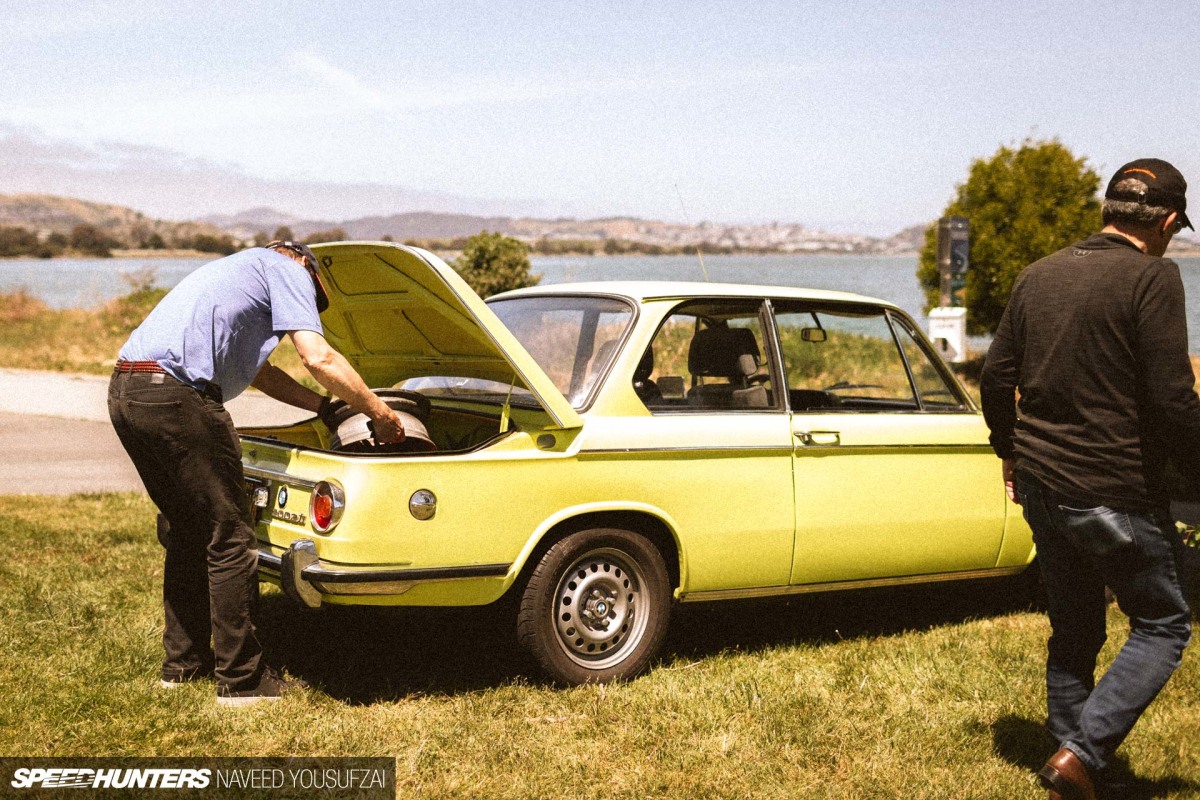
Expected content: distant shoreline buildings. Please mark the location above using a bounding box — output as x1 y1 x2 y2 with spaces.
2 193 1198 258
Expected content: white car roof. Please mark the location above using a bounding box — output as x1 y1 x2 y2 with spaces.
490 280 899 309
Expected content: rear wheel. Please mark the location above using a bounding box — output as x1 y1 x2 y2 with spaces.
517 528 671 685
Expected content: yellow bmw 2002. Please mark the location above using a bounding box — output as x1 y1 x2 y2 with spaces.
242 241 1034 686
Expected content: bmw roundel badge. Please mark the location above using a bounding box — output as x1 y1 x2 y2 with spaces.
277 486 289 508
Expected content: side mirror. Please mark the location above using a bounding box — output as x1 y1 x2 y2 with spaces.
801 328 827 343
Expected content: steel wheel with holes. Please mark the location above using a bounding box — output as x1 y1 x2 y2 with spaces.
517 528 671 685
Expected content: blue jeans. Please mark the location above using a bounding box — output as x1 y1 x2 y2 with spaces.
1016 474 1191 772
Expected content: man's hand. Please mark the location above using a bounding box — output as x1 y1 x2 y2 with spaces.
289 330 408 443
1003 458 1019 505
317 391 404 443
371 407 406 444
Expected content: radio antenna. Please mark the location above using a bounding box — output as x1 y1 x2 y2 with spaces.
674 183 710 282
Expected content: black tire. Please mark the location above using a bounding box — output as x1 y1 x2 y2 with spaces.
517 528 671 686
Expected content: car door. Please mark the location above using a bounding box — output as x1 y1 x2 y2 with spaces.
771 300 1006 586
623 298 797 593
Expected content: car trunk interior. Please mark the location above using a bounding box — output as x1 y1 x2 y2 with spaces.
239 400 516 457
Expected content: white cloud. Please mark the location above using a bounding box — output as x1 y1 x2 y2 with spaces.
289 53 391 110
0 123 571 221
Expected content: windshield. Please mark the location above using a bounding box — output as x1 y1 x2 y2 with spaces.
486 295 636 407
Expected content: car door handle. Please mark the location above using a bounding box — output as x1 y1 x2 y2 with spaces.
795 430 840 446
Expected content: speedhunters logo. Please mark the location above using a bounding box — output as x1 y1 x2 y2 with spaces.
2 758 393 797
11 768 210 789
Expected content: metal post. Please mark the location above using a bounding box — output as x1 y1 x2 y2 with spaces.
937 216 969 308
930 217 969 363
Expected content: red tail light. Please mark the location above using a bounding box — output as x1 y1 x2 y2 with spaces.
309 480 345 533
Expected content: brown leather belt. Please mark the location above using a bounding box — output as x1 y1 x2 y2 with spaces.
114 360 167 374
113 360 222 402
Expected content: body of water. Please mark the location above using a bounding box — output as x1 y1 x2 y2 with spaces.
4 252 1200 350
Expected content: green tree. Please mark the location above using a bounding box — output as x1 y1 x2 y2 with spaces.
603 238 625 255
43 232 68 258
303 227 347 244
918 139 1101 334
452 231 541 298
0 226 39 257
273 226 295 241
188 233 238 255
69 224 122 258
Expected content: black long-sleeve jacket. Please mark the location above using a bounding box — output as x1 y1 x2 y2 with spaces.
980 232 1200 509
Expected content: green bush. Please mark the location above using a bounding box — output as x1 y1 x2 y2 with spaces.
100 269 168 334
453 231 541 298
0 226 40 257
187 234 238 255
918 139 1101 334
69 224 123 258
303 227 348 245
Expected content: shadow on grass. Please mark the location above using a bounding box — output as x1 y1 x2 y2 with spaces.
255 576 1038 704
991 715 1200 799
665 576 1039 659
254 597 541 704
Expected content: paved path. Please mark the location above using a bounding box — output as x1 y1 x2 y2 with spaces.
0 411 144 494
0 368 309 495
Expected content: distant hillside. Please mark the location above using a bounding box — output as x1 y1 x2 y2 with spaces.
0 194 230 247
23 193 1184 259
206 208 926 255
206 209 517 242
203 206 310 237
883 222 933 254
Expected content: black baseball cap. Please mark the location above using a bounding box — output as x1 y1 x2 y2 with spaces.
266 240 329 312
1105 158 1192 231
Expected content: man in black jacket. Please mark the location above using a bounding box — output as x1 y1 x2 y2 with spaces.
981 158 1198 800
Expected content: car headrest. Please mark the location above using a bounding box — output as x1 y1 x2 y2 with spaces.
688 326 760 379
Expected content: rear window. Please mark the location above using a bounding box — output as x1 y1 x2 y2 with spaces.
488 295 636 407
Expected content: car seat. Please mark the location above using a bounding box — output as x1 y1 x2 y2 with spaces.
686 326 768 408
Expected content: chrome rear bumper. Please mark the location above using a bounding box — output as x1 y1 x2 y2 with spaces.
257 540 510 608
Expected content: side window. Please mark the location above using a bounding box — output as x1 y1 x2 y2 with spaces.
773 303 917 412
637 301 775 412
892 317 969 410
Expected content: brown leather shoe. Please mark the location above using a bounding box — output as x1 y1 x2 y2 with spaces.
1038 748 1096 800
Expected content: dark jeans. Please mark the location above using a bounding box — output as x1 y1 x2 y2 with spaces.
108 370 263 690
1016 473 1191 772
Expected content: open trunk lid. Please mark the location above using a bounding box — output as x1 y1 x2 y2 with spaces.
309 241 582 430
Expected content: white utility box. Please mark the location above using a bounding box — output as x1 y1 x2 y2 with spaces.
928 307 968 364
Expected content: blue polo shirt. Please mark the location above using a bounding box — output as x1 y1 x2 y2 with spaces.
119 248 324 399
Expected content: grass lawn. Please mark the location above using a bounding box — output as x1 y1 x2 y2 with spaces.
2 494 1198 798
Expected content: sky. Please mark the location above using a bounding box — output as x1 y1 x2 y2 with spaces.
1 0 1197 235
